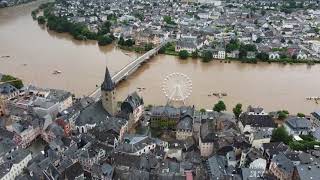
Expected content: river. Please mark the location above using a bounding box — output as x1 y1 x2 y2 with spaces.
1 1 320 114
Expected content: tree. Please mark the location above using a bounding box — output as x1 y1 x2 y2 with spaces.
280 54 287 59
178 50 189 59
37 16 46 25
144 43 153 51
98 21 111 35
118 37 125 46
256 52 269 61
297 113 305 117
261 10 266 16
124 39 135 47
213 101 226 112
226 39 240 53
191 50 198 58
271 126 291 144
159 46 166 54
163 16 175 24
133 12 144 21
1 75 23 89
200 108 206 114
201 50 213 62
292 54 297 60
233 103 242 119
98 35 113 46
280 38 286 43
255 37 262 43
278 111 288 120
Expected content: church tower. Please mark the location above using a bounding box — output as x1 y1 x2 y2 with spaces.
101 66 117 116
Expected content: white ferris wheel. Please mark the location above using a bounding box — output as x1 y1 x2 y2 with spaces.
161 73 192 104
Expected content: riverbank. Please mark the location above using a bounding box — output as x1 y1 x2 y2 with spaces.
31 2 319 66
0 0 35 8
31 2 116 46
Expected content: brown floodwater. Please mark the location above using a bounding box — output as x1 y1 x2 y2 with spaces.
1 1 320 114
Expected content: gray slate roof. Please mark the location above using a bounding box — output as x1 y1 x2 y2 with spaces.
101 66 115 91
285 116 312 131
271 152 294 175
295 164 320 180
121 91 144 113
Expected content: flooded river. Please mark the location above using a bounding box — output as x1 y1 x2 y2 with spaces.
1 1 320 113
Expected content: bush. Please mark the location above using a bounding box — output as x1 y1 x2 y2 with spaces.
201 50 213 62
98 36 113 46
191 50 198 58
37 16 46 25
178 50 189 59
144 43 153 51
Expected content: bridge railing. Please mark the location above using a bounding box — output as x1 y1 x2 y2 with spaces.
89 38 171 98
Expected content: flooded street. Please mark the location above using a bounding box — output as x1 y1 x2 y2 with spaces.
1 1 320 113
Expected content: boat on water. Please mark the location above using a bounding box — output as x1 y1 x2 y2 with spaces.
212 92 228 97
306 97 320 100
53 70 62 75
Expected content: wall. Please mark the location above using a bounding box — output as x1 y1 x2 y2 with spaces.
199 136 213 157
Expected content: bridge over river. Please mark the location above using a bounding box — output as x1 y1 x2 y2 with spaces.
89 39 171 101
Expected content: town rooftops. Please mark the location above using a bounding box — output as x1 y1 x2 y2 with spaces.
0 162 12 179
262 142 289 158
285 116 312 130
253 128 272 140
271 152 295 175
239 113 276 128
0 83 18 95
75 100 109 126
150 105 180 117
25 85 71 103
177 116 193 131
206 155 228 179
295 164 320 180
91 163 113 178
121 91 143 113
63 162 84 179
241 168 265 180
116 135 156 154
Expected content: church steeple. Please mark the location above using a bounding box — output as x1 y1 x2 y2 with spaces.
101 66 115 91
101 66 117 116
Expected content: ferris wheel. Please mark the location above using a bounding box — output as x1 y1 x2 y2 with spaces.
162 73 192 104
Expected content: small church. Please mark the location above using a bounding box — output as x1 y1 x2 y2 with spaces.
74 66 144 138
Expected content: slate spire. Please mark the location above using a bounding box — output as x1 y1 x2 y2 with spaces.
101 66 115 91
